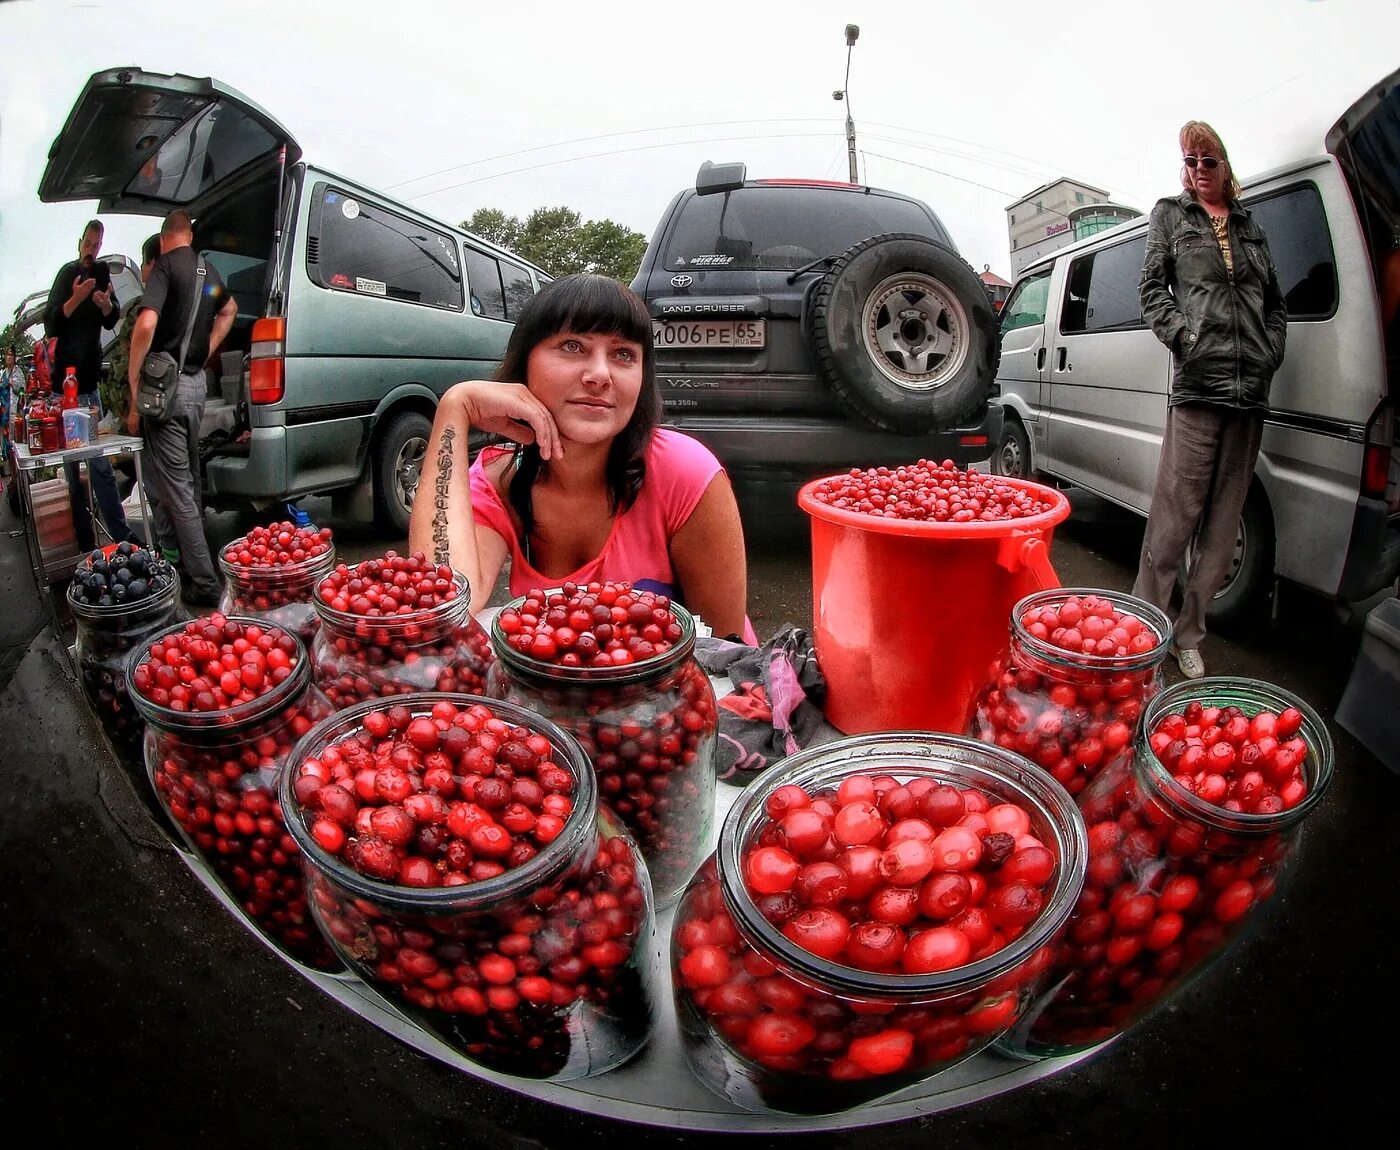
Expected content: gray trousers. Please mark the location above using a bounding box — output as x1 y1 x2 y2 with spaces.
141 370 218 597
1131 402 1264 651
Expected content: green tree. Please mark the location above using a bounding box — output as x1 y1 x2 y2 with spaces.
461 206 647 283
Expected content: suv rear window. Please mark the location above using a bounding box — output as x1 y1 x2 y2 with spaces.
662 186 947 271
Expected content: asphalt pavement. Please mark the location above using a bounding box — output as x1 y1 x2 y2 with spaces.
2 476 1397 1147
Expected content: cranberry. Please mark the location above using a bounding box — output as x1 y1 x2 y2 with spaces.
806 460 1058 524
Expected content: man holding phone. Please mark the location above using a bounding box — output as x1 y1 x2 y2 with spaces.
43 219 141 549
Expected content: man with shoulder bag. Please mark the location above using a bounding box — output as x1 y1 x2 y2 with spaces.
126 209 237 609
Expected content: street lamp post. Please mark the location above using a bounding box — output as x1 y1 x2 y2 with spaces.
834 23 860 184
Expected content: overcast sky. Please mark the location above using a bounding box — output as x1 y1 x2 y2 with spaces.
1 0 1397 321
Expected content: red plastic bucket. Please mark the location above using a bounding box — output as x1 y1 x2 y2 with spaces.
797 474 1071 736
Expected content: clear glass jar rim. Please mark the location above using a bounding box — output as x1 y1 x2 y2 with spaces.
279 692 599 913
312 566 473 635
716 731 1088 1000
1135 675 1336 829
127 615 314 732
220 543 338 587
1009 586 1174 672
491 590 697 684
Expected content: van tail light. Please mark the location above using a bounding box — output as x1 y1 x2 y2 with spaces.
959 435 989 447
1360 401 1395 502
249 316 286 405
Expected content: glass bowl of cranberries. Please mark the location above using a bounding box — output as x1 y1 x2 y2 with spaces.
310 552 495 707
997 675 1334 1060
669 731 1088 1114
127 614 340 972
219 520 337 644
486 581 718 908
971 589 1174 798
280 693 658 1081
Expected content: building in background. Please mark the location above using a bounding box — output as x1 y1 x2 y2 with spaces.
979 265 1011 313
1006 177 1142 276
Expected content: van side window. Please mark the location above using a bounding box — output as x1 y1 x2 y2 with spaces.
1001 270 1052 333
1243 185 1338 319
463 248 506 320
314 187 464 311
501 260 537 320
1061 236 1147 334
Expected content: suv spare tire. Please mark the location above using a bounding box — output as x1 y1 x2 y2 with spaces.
810 233 1001 434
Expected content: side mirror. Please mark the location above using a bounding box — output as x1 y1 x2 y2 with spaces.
696 160 746 196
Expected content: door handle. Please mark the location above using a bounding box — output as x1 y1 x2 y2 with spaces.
1036 347 1047 371
1057 347 1067 372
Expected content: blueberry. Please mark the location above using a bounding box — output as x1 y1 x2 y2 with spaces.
127 579 148 600
117 541 134 556
114 567 132 585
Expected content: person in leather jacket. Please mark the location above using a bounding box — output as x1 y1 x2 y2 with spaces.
1132 120 1287 678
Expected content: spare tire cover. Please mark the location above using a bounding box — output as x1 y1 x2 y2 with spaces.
809 232 1001 434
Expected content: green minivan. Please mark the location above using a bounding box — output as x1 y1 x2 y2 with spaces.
40 66 550 533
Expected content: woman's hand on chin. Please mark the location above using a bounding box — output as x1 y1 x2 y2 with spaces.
444 379 563 461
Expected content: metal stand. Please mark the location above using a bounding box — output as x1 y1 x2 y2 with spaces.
11 434 152 589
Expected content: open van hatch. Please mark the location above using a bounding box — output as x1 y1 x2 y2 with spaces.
38 66 300 216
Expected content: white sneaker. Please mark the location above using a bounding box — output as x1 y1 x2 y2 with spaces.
1175 647 1206 679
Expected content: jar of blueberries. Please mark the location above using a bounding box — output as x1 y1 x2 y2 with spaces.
486 582 718 907
218 521 337 645
281 693 657 1081
970 589 1174 798
670 732 1087 1114
996 676 1334 1060
311 554 494 708
128 614 340 972
69 544 185 823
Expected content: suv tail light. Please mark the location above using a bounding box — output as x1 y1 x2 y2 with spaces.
249 317 286 405
1360 400 1396 504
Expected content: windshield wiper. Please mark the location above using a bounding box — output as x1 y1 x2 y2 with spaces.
786 255 839 284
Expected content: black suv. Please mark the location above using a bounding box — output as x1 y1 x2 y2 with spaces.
631 162 1002 480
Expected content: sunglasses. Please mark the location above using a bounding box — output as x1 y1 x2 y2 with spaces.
1183 155 1221 171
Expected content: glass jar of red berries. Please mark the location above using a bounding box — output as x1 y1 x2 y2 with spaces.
128 614 341 972
281 693 657 1081
997 676 1334 1060
670 732 1087 1114
485 581 718 908
219 521 337 645
970 589 1173 798
310 553 495 708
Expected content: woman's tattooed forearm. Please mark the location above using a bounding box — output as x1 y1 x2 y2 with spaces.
432 427 455 566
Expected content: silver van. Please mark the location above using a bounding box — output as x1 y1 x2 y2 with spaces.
39 67 550 533
993 69 1399 625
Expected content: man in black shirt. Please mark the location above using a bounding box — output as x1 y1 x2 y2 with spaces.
44 218 141 550
125 209 237 608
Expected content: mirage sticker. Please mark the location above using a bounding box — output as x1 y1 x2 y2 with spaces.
355 277 387 296
341 198 361 220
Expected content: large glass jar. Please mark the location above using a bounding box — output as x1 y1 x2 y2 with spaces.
311 569 494 708
486 597 717 907
281 693 657 1081
971 588 1173 797
218 534 337 646
997 676 1334 1059
671 733 1087 1114
128 617 341 972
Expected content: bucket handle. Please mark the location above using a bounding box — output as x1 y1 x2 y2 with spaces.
997 533 1061 590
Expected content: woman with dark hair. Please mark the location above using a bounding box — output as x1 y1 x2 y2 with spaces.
410 274 753 640
1134 120 1287 678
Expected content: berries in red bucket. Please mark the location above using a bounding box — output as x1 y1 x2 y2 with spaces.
280 694 656 1081
310 551 494 706
971 589 1174 796
487 581 717 908
670 734 1087 1115
805 459 1059 523
998 677 1334 1060
219 521 336 643
126 615 339 971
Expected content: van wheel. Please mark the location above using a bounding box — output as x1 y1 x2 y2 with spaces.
1181 488 1274 632
373 410 432 536
809 233 1000 434
993 417 1032 478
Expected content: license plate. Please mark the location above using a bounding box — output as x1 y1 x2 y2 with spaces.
652 319 766 349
